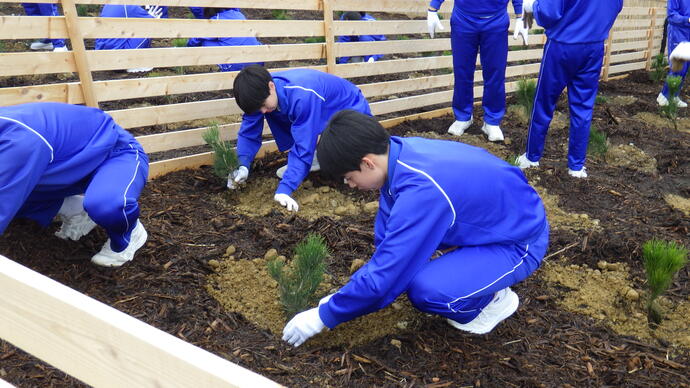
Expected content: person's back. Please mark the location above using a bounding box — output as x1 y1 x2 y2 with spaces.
95 5 166 51
534 0 623 43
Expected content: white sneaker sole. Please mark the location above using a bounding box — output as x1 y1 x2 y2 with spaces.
447 289 519 334
91 224 148 267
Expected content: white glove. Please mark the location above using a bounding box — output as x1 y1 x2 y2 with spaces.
427 11 444 38
144 5 163 19
513 17 529 45
282 307 325 347
523 0 535 13
319 294 334 306
274 193 299 212
366 56 376 63
227 166 249 189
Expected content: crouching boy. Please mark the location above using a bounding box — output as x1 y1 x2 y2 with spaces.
282 110 550 347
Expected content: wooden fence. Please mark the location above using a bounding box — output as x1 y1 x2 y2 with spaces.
0 1 666 385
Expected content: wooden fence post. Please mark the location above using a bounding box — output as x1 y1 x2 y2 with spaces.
60 0 98 107
645 7 658 71
602 30 614 82
322 0 336 74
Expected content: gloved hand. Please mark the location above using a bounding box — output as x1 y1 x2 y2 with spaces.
513 17 529 45
274 193 299 212
523 0 535 13
671 42 690 71
366 56 376 63
427 11 444 38
227 166 249 189
144 5 164 19
282 307 325 347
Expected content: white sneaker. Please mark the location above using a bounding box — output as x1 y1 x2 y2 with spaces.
481 123 504 142
568 167 588 178
126 67 154 73
52 46 68 52
447 117 473 136
30 40 53 50
276 160 320 179
447 287 519 335
55 212 97 241
516 153 539 169
91 221 147 267
657 92 688 108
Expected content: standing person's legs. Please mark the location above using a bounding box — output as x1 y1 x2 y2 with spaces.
478 14 509 126
661 25 689 98
450 12 480 123
85 141 149 266
406 225 549 333
566 43 604 173
525 40 569 163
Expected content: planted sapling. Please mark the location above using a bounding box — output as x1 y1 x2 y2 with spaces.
202 123 239 183
516 78 537 120
588 126 608 157
642 239 688 326
649 53 668 83
268 234 328 319
660 75 682 131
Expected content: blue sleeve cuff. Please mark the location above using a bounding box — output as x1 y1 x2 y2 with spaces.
319 303 340 329
275 182 294 196
429 0 443 10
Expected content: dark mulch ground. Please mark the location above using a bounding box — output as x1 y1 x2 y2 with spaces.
1 71 689 387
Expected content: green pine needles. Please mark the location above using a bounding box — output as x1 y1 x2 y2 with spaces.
649 53 668 82
588 126 608 157
268 234 329 319
642 239 688 326
202 123 239 182
516 78 537 119
660 75 682 131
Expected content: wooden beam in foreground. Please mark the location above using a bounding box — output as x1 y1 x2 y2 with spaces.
0 255 282 388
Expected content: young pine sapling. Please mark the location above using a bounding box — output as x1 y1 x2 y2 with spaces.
202 123 239 183
516 78 537 120
642 239 688 326
649 53 668 83
588 126 608 158
268 234 328 319
660 75 682 131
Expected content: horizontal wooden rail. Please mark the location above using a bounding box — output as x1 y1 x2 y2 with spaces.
0 254 282 388
0 0 322 10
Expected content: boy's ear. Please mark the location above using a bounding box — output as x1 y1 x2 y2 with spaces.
268 80 275 92
360 156 375 170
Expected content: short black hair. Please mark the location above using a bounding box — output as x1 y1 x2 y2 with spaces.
342 11 365 20
317 110 389 178
233 64 272 114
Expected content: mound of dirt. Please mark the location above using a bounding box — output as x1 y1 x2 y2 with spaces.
664 193 690 217
606 143 658 175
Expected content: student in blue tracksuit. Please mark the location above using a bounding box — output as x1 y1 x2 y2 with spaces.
229 65 371 212
517 0 623 178
427 0 526 142
95 4 167 72
189 7 205 19
0 103 149 267
186 8 264 72
281 110 549 347
336 12 387 64
657 0 690 108
22 3 67 51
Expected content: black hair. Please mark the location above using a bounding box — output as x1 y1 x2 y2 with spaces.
317 110 389 178
342 11 365 20
233 65 272 114
203 7 225 19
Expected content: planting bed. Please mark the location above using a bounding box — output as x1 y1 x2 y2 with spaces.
1 70 689 387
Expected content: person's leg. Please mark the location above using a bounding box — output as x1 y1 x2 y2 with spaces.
478 13 509 126
661 25 685 98
525 40 569 163
450 12 480 122
566 43 604 173
84 141 149 253
407 225 549 329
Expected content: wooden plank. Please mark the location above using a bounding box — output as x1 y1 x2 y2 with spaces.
333 56 454 78
610 51 647 65
0 0 322 10
148 141 278 179
61 0 98 107
108 99 241 129
335 38 451 57
602 31 614 81
136 123 272 154
331 0 453 13
0 254 281 388
323 0 336 74
611 40 649 52
608 61 646 75
0 51 75 77
379 107 453 128
0 16 67 39
78 18 325 39
333 20 450 36
646 8 658 70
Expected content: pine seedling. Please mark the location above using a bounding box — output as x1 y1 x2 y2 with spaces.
588 126 608 157
642 239 688 325
516 78 537 119
595 94 607 105
660 75 682 131
268 234 328 319
649 53 668 82
506 154 521 167
202 123 239 182
171 38 188 75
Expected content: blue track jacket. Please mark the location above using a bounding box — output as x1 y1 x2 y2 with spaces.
236 69 371 195
319 137 547 328
186 8 263 72
532 0 623 44
0 103 139 234
429 0 523 17
668 0 690 28
95 5 168 50
336 13 386 64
